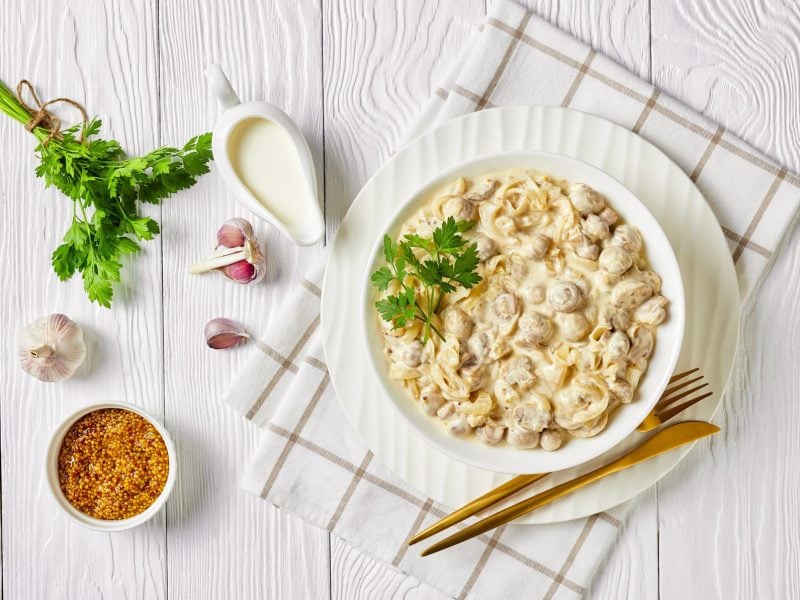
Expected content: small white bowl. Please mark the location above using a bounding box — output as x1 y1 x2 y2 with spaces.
45 401 177 531
362 150 685 475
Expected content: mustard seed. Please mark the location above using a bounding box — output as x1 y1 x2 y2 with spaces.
57 408 169 520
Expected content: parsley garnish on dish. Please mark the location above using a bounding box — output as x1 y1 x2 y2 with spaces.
371 217 482 343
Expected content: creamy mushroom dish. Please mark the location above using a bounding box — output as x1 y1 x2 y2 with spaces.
376 170 668 451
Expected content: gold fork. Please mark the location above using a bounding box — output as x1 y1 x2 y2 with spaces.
408 368 712 546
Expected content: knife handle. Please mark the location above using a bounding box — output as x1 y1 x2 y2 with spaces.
420 421 719 556
408 473 547 545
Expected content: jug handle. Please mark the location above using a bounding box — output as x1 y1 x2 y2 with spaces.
205 64 241 110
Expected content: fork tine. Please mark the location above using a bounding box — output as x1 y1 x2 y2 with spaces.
668 367 699 384
655 391 713 424
661 375 704 398
655 382 710 411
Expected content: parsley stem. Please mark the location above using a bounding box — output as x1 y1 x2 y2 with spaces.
429 323 446 342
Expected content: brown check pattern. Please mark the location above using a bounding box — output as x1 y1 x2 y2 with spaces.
234 285 621 599
230 259 620 597
260 415 606 597
438 3 799 297
225 1 799 598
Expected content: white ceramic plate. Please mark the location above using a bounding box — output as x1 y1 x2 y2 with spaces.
322 106 739 524
360 150 685 475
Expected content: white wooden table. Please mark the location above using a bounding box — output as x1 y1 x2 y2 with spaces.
1 1 798 598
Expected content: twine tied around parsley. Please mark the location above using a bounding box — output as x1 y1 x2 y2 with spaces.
0 76 212 307
16 79 89 144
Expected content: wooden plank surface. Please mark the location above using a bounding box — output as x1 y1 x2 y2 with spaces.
158 0 330 598
0 1 167 598
1 0 798 598
651 1 800 599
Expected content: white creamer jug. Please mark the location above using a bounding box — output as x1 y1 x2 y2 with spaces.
205 64 324 246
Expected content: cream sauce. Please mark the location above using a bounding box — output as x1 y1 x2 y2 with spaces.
227 117 312 239
378 170 669 451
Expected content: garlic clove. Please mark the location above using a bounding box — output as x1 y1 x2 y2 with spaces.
217 239 266 284
221 260 257 284
190 219 266 284
205 318 251 349
217 218 255 248
17 314 86 382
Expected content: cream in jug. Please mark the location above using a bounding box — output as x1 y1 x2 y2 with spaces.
206 64 324 246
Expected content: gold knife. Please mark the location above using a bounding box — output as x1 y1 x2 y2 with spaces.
420 420 719 556
409 473 548 545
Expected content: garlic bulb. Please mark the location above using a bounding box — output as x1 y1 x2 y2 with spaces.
189 218 266 284
17 314 86 382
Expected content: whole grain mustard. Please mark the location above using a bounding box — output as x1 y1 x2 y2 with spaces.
57 408 169 520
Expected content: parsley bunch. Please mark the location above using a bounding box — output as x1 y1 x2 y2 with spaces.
0 79 212 307
371 217 482 343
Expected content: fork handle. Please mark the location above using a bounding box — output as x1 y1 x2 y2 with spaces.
421 468 611 555
420 421 719 556
407 473 547 545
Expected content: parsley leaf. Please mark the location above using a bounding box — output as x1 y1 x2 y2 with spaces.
370 266 395 291
370 217 482 343
35 116 211 306
1 76 213 306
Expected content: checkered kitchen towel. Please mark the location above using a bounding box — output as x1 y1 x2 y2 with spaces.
223 1 800 598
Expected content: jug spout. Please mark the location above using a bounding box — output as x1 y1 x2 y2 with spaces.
205 64 241 110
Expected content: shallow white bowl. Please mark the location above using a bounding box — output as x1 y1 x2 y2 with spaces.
45 401 177 531
361 150 685 474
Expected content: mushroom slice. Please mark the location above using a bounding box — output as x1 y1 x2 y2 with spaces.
511 393 551 432
582 214 611 242
503 356 536 389
568 183 605 215
393 340 423 367
443 306 473 340
600 305 632 332
515 312 553 347
521 233 550 260
507 427 539 449
640 270 662 294
610 224 643 253
627 325 654 362
491 292 520 329
475 234 497 261
598 206 619 226
611 280 653 309
598 246 633 275
540 428 563 451
634 295 668 326
606 331 631 362
459 355 486 391
609 379 634 404
556 312 590 342
476 423 506 445
575 236 600 260
448 416 471 437
442 196 478 221
465 179 499 202
467 329 508 364
547 280 582 312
